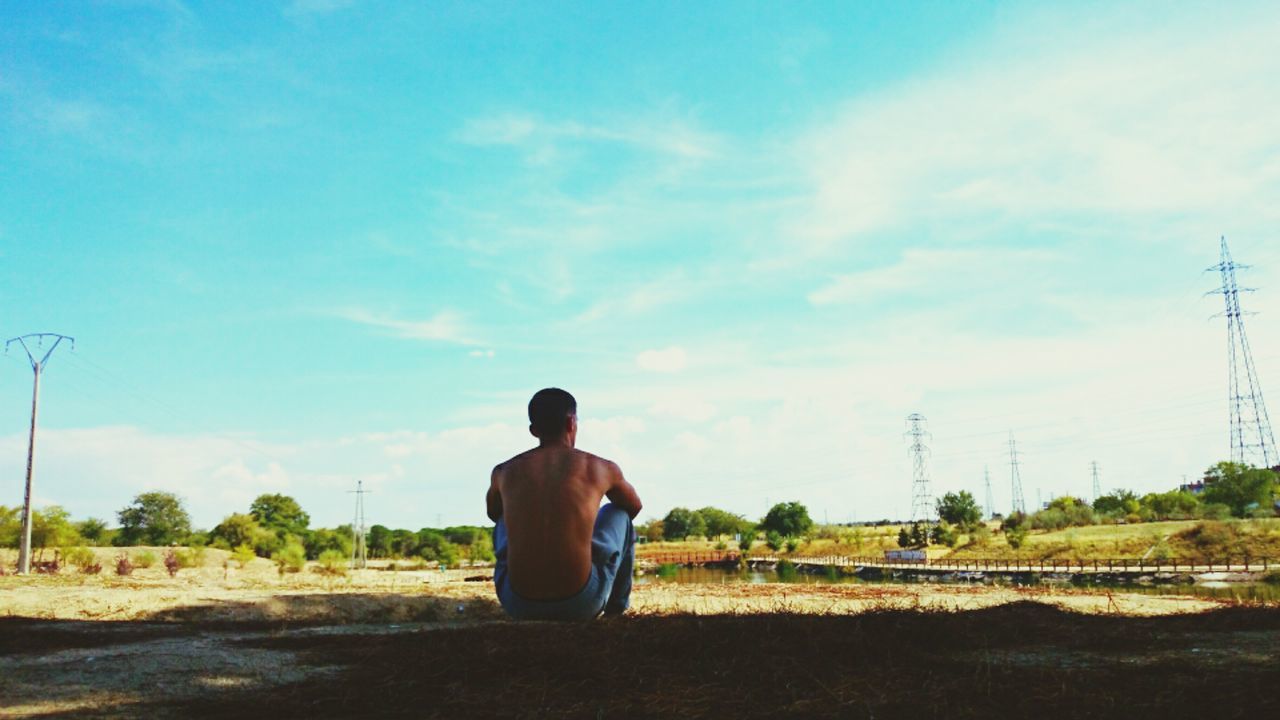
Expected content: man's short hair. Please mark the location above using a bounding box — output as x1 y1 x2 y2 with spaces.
528 388 577 438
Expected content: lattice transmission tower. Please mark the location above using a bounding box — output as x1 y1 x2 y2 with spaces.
905 413 933 522
983 465 995 519
1091 461 1102 501
1208 237 1276 468
1008 432 1026 515
348 479 370 570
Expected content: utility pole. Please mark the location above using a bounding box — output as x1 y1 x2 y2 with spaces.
983 465 995 519
1208 236 1276 467
5 333 74 575
905 413 933 522
348 479 370 570
1008 432 1026 515
1091 461 1102 502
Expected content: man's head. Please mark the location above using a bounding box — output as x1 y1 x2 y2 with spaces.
528 388 577 445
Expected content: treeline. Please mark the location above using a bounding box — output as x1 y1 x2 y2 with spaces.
0 491 493 569
642 501 815 552
903 461 1280 549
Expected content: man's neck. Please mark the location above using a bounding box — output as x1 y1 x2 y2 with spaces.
538 435 574 449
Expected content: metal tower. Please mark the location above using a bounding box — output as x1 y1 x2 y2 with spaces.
1008 432 1026 515
348 479 370 570
1208 237 1276 467
905 413 933 522
4 333 74 575
983 465 995 519
1091 461 1102 501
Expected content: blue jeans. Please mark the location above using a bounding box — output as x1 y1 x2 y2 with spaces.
493 503 635 621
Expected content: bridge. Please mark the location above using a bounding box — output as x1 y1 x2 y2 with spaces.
638 550 1278 575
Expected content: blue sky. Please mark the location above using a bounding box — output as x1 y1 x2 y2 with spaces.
2 0 1279 531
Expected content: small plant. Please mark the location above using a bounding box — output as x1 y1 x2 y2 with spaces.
655 563 679 579
314 549 348 577
765 530 784 552
63 546 97 573
272 541 307 576
115 554 134 576
163 549 181 577
134 550 157 569
1006 525 1029 550
173 548 199 569
738 533 754 552
231 543 256 568
714 540 727 551
784 538 799 554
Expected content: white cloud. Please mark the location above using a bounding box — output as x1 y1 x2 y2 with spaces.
636 346 688 373
807 248 1059 306
458 112 719 160
790 5 1280 253
335 308 478 345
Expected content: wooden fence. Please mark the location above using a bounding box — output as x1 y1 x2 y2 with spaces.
640 551 1277 574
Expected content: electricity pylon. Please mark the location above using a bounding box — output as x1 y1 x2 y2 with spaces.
1208 237 1276 467
983 465 995 519
905 414 933 522
348 479 370 570
1091 461 1102 502
1008 432 1026 515
5 333 75 574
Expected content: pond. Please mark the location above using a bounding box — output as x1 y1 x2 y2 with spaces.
635 564 1280 602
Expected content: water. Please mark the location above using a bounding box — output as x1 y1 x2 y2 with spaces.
636 564 1280 602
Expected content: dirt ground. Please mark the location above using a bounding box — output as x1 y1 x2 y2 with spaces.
1 552 1276 718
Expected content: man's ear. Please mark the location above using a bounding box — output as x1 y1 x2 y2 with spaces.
529 424 539 438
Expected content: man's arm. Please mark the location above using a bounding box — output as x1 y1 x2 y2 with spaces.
485 466 503 522
603 460 643 519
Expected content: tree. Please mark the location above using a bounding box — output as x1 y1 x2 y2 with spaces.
662 508 706 540
761 502 813 538
936 491 982 530
1202 462 1278 517
897 526 911 548
696 507 749 538
1093 490 1140 516
305 527 354 560
32 506 81 551
77 518 110 545
115 492 192 547
367 524 394 558
637 519 665 543
249 494 311 536
1140 490 1200 520
209 513 264 550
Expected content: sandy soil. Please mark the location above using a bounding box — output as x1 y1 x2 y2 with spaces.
0 554 1248 718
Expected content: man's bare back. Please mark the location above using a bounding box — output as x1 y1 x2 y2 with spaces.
486 389 642 602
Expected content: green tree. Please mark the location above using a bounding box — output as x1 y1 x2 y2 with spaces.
637 519 665 543
249 494 311 536
115 492 192 546
696 507 749 538
1093 490 1140 516
662 507 706 540
305 527 354 560
761 502 813 538
1202 462 1279 517
32 506 81 552
76 518 110 545
936 491 983 530
1140 490 1200 520
367 524 394 558
209 513 264 550
897 526 911 548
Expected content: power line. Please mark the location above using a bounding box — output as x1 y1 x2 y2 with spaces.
1207 236 1276 467
4 333 74 575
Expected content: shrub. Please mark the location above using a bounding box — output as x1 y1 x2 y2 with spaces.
62 546 96 571
967 524 991 548
714 540 727 551
272 541 307 576
163 549 181 577
134 550 157 569
738 532 754 552
315 549 348 577
1005 525 1029 550
115 554 134 576
1200 503 1233 520
231 543 256 568
765 530 784 552
172 547 199 569
784 538 799 553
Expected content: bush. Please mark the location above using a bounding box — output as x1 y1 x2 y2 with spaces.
115 553 134 576
231 543 256 568
784 538 799 553
134 550 157 569
765 531 784 552
272 541 307 576
1200 503 1233 520
1005 525 1029 550
314 549 348 577
738 532 754 552
967 523 991 548
173 547 200 569
163 549 181 577
62 546 96 572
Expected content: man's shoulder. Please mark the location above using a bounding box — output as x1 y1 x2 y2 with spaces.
574 449 620 475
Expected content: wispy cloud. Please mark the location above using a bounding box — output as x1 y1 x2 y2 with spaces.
335 308 480 345
457 111 720 161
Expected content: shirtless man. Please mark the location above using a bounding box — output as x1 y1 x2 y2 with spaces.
487 388 643 620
